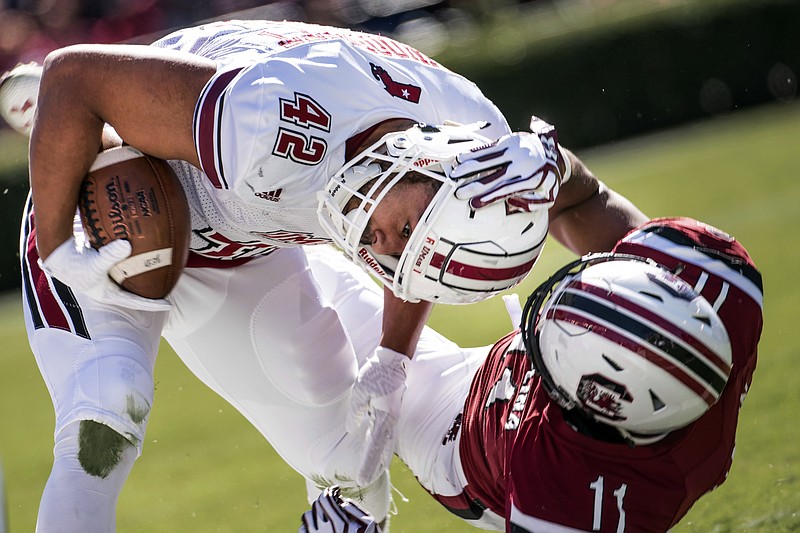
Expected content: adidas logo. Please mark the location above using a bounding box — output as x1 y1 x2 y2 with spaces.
255 188 282 202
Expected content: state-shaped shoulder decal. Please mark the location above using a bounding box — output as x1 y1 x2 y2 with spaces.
370 62 421 103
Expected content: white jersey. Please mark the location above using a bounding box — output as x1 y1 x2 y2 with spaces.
151 20 510 264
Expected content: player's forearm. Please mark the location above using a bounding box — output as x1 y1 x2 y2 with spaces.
380 285 433 356
29 49 107 259
549 183 648 255
30 45 213 259
548 150 647 255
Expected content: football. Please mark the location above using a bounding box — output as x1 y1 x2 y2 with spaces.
78 146 191 299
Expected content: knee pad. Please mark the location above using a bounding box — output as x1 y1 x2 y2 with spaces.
71 339 155 449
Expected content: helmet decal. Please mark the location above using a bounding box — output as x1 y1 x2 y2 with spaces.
577 373 633 421
430 249 542 282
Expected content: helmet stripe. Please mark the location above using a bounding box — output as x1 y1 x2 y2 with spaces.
551 291 727 398
550 307 717 406
569 281 731 375
429 250 541 282
638 224 763 293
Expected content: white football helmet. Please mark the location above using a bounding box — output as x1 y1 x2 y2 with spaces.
521 254 732 440
317 122 549 304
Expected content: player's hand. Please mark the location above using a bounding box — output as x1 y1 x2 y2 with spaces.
346 347 408 486
41 238 171 312
451 117 566 212
299 486 382 533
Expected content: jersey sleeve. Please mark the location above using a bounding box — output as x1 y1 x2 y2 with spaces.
193 61 329 194
193 64 254 190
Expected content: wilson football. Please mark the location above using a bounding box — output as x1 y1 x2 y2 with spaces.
78 146 191 299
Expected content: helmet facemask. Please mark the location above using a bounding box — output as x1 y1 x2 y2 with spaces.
319 122 550 304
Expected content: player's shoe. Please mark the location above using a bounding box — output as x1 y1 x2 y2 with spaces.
0 61 42 136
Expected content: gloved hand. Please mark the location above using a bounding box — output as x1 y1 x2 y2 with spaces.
451 117 567 212
299 486 381 533
346 347 408 486
41 238 171 312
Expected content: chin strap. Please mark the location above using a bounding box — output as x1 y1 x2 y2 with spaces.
616 427 669 447
562 407 669 447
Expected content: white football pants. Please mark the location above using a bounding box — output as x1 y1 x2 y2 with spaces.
23 226 386 531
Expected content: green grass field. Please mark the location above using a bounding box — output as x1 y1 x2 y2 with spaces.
1 102 798 532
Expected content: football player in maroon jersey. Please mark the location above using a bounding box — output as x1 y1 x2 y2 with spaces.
302 216 761 532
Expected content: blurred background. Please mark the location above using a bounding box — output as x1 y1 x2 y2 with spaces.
1 1 799 531
0 0 541 70
1 0 799 292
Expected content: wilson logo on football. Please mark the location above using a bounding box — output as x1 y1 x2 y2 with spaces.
101 179 129 241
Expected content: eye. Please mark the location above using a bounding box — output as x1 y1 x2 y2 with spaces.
401 223 411 239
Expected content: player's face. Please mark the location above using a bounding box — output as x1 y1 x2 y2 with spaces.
361 181 435 257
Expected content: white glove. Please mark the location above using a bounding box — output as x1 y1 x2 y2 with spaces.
41 238 171 312
299 486 381 533
346 347 408 486
451 117 566 211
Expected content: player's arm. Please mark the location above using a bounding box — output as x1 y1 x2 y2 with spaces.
380 285 433 356
548 149 648 255
29 44 216 259
346 287 433 486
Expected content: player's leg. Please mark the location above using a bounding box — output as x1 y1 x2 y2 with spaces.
21 198 166 532
24 306 164 533
164 247 361 409
36 421 137 531
163 247 394 519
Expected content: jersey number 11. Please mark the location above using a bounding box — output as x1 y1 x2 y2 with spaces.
589 475 627 532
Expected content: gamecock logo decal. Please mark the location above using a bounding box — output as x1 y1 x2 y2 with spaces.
577 373 633 422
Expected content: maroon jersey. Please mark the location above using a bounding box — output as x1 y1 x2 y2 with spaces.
454 217 763 532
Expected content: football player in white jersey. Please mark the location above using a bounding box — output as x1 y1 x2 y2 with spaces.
8 20 646 531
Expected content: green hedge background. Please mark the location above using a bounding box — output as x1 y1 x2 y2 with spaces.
441 0 800 147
